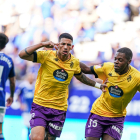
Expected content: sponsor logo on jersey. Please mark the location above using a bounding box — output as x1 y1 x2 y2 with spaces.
127 75 132 82
109 86 123 98
53 69 68 81
70 61 74 68
54 58 59 61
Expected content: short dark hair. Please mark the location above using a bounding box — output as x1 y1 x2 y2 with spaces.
0 33 9 50
117 47 133 60
59 33 73 42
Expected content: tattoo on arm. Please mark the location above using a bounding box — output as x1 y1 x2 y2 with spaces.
80 62 92 74
75 73 96 87
45 132 56 140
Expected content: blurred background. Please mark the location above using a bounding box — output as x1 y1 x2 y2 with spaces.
1 0 140 139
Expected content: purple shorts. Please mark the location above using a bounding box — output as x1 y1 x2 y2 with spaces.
85 113 125 140
30 102 66 137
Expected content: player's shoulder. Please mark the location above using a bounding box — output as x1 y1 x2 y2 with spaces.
71 54 79 62
70 54 80 67
131 66 140 78
37 50 55 54
37 50 56 59
46 50 56 57
104 62 114 66
101 62 114 69
1 53 13 61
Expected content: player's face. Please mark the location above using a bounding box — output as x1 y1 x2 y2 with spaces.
58 38 73 58
114 52 130 74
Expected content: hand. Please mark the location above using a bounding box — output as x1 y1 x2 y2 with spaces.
42 41 59 49
6 97 13 107
100 79 108 93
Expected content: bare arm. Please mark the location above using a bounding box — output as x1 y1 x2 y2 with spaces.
80 62 93 74
19 41 57 61
6 76 16 107
74 73 107 91
19 43 42 61
75 73 96 86
9 76 15 97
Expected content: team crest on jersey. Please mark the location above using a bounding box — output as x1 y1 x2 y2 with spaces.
108 73 112 76
54 58 59 61
53 69 68 81
109 86 123 98
127 75 131 82
70 61 74 68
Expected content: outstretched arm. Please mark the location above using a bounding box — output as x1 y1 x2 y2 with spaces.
19 41 58 61
74 73 107 92
80 62 92 74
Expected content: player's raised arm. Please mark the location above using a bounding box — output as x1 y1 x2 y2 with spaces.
74 73 107 92
19 41 58 61
80 62 93 74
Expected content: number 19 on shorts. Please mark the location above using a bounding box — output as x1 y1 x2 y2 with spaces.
88 119 98 127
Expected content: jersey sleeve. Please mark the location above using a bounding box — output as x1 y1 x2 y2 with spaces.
137 79 140 92
36 50 50 64
8 59 15 77
74 59 82 75
90 63 107 81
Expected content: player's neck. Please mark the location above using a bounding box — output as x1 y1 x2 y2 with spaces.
58 55 70 61
118 65 130 75
57 52 71 61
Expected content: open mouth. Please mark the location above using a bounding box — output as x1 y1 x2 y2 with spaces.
114 65 119 70
63 51 68 54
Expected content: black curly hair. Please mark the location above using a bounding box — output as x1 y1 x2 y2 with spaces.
0 33 9 50
59 33 73 42
117 47 133 60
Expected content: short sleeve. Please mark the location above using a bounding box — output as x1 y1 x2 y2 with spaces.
137 81 140 92
8 59 15 77
74 59 82 75
92 63 107 81
36 50 50 64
